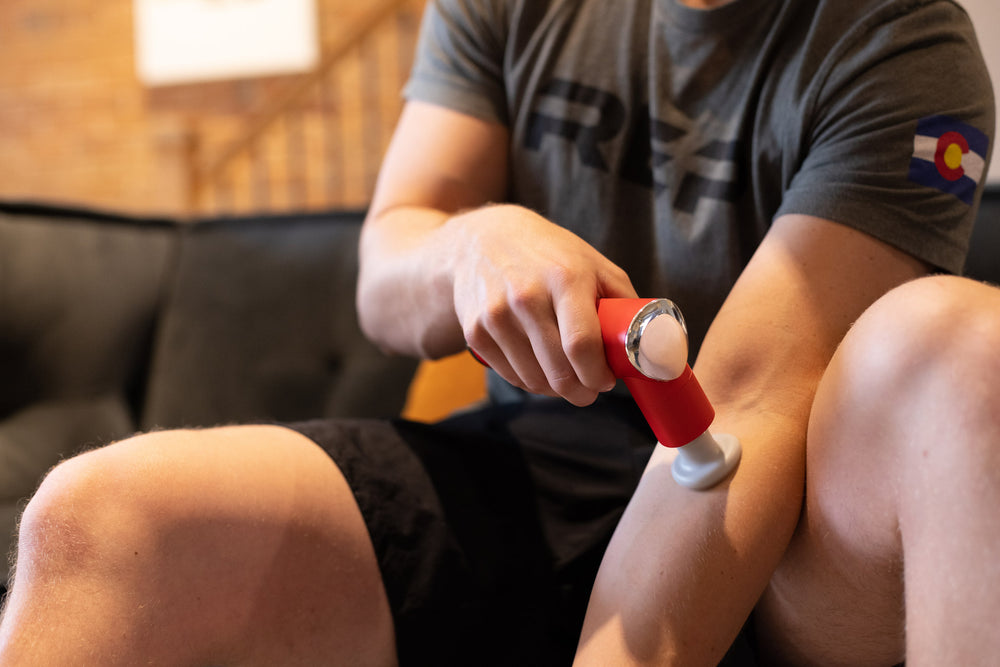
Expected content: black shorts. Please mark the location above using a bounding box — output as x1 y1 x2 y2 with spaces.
287 395 757 666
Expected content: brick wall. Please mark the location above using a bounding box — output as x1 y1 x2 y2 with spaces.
0 0 424 216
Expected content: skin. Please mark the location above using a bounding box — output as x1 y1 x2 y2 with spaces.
755 276 1000 666
0 426 397 666
3 98 993 667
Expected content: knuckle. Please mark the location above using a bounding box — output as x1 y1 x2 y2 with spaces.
562 328 601 361
462 320 491 350
464 301 510 345
602 264 633 292
565 386 599 407
482 297 515 330
546 264 574 291
521 375 552 396
508 283 548 316
611 264 631 283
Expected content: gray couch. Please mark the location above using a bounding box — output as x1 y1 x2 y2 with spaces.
1 187 997 624
0 203 419 591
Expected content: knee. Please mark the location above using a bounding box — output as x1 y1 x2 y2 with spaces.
845 275 1000 391
15 432 183 578
816 275 1000 459
14 454 103 583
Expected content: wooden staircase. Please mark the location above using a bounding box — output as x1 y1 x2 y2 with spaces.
180 0 488 420
185 0 426 216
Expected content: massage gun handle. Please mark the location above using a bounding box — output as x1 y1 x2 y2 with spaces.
620 371 715 449
597 298 716 448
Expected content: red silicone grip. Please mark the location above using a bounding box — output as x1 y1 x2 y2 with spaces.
468 298 715 447
622 369 714 448
598 298 714 448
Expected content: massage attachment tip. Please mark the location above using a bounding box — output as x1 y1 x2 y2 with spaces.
670 431 742 490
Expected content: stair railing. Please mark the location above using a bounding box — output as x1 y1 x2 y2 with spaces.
188 0 424 216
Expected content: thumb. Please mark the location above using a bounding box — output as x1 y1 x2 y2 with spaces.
598 264 639 300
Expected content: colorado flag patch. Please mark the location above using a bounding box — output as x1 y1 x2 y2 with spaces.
908 115 989 205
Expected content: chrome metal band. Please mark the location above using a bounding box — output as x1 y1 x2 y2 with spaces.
624 298 687 379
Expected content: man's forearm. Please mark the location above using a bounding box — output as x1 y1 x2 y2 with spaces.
573 274 822 664
355 100 511 360
356 205 466 359
573 307 823 665
575 386 808 665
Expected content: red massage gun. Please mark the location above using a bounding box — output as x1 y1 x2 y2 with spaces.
470 298 741 489
597 298 740 489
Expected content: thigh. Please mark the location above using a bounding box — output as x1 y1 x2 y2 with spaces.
754 295 911 666
8 424 396 666
756 276 1000 666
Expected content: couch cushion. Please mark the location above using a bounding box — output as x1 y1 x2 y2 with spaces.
141 211 418 428
0 203 178 579
0 204 178 419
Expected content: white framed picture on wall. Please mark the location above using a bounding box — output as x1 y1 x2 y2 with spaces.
134 0 320 87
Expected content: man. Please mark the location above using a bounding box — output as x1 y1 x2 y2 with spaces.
1 0 996 664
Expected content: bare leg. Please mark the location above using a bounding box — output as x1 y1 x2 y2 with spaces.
0 425 396 666
758 276 1000 666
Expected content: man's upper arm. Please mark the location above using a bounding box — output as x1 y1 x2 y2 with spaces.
696 212 930 423
356 100 510 358
368 100 510 219
773 2 994 276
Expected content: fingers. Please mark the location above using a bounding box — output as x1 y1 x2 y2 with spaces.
464 272 629 407
517 286 602 407
550 288 616 396
549 263 638 398
450 205 638 406
464 284 591 404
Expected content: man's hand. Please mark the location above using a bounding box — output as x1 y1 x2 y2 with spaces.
445 204 636 406
358 101 636 406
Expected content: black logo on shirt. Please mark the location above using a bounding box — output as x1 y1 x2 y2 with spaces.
525 78 743 213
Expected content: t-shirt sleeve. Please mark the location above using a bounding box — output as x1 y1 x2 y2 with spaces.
775 0 995 274
403 0 509 126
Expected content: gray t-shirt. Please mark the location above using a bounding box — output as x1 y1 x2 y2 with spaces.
405 0 994 361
